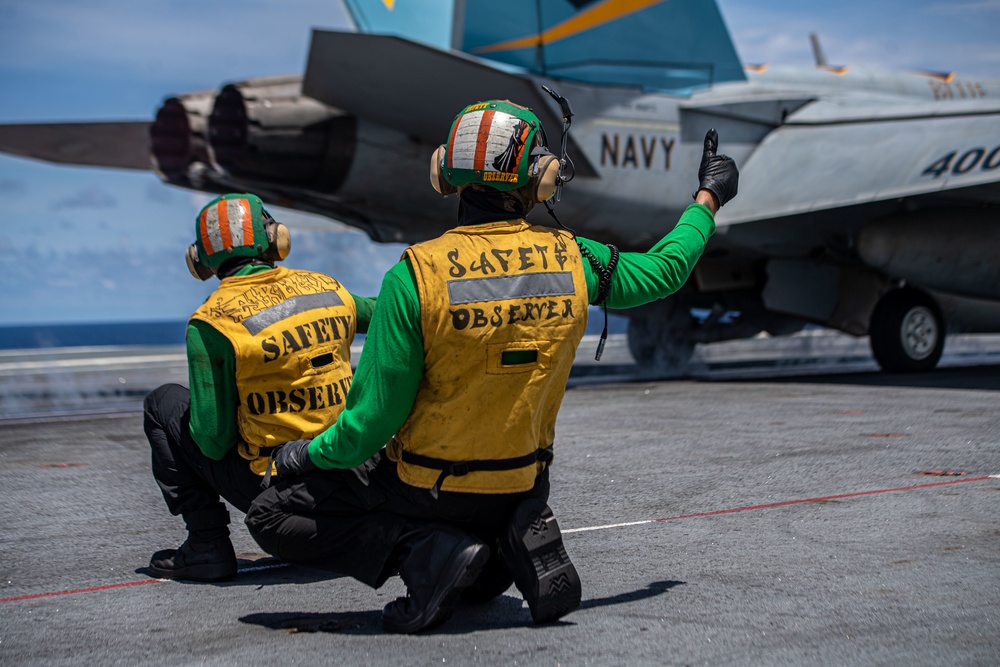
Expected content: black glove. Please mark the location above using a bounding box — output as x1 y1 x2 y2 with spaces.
275 439 317 477
697 128 739 208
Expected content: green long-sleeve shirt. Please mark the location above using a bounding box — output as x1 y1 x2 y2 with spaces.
186 264 376 460
306 202 716 470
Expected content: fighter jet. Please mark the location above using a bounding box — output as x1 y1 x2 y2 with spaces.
1 0 998 373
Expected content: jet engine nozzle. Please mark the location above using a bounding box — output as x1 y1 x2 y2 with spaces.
150 92 216 187
206 76 356 193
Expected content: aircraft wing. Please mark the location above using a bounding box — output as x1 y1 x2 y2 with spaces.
715 97 1000 224
302 29 597 177
0 121 151 170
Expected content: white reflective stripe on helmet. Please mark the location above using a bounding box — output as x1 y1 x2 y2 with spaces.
226 197 252 248
449 109 525 173
200 197 253 255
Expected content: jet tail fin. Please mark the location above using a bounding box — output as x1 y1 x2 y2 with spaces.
459 0 746 94
340 0 745 94
338 0 456 48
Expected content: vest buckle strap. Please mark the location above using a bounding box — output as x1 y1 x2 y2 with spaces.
253 444 283 489
260 446 281 491
403 446 554 500
448 462 471 477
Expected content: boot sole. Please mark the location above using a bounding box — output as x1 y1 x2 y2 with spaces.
148 562 236 582
501 500 581 623
382 541 489 634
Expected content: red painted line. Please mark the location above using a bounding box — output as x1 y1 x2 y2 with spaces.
654 476 993 523
3 477 993 604
0 578 165 603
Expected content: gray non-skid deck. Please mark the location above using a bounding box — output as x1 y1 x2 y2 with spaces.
1 337 998 665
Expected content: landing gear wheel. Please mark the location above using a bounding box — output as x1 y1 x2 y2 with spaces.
869 288 944 373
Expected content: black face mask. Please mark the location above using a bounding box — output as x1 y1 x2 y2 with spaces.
457 185 531 226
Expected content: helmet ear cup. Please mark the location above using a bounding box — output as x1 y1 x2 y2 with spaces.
431 138 557 201
429 145 458 196
186 244 214 281
531 154 561 203
262 222 290 263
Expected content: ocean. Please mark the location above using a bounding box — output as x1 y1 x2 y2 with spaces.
0 309 628 350
0 321 188 350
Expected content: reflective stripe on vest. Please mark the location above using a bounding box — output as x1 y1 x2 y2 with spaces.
394 221 588 494
447 272 576 304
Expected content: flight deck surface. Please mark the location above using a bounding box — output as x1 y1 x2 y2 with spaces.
1 335 998 665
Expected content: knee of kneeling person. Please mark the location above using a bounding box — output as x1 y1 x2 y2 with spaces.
244 498 294 557
144 383 186 412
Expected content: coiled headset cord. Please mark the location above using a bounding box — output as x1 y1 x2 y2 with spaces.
544 202 620 360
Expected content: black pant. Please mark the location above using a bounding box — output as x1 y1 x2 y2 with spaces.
245 452 549 587
145 383 265 541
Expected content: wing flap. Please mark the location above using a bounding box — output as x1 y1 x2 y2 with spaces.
0 121 151 170
720 111 1000 224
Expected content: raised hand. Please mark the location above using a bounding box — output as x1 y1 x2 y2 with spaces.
697 128 739 209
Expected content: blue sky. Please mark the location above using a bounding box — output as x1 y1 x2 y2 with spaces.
0 0 998 325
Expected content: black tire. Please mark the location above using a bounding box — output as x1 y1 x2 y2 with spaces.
869 288 945 372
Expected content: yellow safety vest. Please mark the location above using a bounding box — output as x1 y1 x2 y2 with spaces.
390 220 588 494
190 266 356 475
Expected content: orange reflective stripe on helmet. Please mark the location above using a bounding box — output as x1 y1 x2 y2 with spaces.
217 198 234 251
199 206 217 256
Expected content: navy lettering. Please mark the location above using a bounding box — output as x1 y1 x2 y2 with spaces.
660 137 675 170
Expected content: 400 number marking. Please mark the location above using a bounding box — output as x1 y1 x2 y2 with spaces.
923 145 1000 178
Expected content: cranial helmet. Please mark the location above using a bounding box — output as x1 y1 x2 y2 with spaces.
185 193 290 280
430 100 560 203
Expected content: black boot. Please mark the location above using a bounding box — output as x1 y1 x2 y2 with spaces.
382 525 489 634
148 536 237 582
460 545 515 604
499 499 581 623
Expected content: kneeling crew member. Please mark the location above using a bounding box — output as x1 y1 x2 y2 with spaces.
246 101 739 632
144 192 373 581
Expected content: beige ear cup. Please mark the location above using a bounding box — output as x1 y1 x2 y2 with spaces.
429 145 458 195
532 154 561 202
263 222 291 262
186 244 214 281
